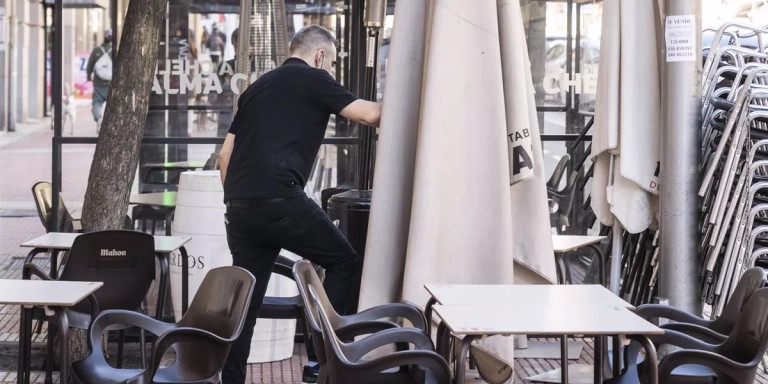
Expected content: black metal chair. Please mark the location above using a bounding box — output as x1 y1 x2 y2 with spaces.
642 287 768 384
72 266 256 384
635 267 767 342
23 230 157 382
259 255 307 324
308 285 451 384
293 260 429 384
603 336 659 384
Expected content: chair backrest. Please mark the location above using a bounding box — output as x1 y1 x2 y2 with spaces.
293 260 338 366
308 285 354 375
720 287 768 368
175 266 256 377
60 230 156 316
31 181 75 232
546 154 570 191
714 267 767 334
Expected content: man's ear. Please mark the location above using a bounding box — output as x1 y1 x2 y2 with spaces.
315 49 324 68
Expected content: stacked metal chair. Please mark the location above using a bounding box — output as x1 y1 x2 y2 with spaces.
697 23 768 317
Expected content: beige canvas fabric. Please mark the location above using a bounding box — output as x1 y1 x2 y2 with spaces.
498 0 556 284
358 0 431 312
359 0 559 368
591 0 661 234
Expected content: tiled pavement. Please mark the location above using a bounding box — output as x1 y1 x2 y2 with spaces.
2 104 768 383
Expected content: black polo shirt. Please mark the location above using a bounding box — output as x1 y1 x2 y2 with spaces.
224 58 358 201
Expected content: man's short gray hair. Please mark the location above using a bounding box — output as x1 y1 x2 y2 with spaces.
289 25 339 56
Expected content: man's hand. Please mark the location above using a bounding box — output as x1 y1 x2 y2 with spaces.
340 100 382 127
219 133 235 185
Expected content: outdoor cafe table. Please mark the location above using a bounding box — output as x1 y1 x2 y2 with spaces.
129 191 177 209
129 192 178 235
423 284 656 384
432 302 662 384
141 161 205 193
551 235 607 285
20 232 192 316
142 160 205 172
0 279 102 384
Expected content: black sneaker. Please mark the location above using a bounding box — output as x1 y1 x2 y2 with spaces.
302 362 320 383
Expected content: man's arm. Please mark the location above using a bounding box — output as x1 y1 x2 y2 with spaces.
340 100 382 127
219 133 235 184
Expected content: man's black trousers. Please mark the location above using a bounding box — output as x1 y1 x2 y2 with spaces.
221 193 360 384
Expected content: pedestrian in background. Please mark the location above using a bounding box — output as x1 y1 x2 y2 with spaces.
86 29 113 133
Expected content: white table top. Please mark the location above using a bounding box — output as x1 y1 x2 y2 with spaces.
432 304 663 336
551 235 606 253
425 284 633 309
20 232 191 253
0 280 103 307
129 192 177 208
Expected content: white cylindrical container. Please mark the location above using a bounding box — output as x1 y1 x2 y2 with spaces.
171 170 297 362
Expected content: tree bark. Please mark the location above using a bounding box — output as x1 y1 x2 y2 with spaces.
71 0 166 365
81 0 166 231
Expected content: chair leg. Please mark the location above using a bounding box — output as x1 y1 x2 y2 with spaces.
54 310 71 384
45 324 54 384
140 329 147 369
116 330 125 368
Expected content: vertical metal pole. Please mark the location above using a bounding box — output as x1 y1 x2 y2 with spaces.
6 0 14 131
659 0 702 313
111 0 117 61
43 4 49 117
52 0 62 231
234 0 253 114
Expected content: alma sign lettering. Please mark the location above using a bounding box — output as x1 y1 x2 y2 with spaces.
152 59 274 95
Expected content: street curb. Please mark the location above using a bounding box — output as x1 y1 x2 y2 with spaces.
0 118 52 148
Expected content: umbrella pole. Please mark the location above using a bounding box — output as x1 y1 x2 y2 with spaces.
607 154 623 294
610 218 623 294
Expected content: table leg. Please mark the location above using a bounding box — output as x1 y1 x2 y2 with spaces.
455 335 477 384
180 246 189 315
561 334 569 384
50 251 58 279
54 308 70 384
16 307 26 384
594 335 603 384
613 336 621 378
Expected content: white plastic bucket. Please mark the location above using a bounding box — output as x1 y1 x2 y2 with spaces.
171 170 297 362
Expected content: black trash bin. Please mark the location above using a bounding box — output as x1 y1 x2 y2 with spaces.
326 189 371 315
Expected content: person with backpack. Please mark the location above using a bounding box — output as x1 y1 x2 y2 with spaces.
86 29 113 132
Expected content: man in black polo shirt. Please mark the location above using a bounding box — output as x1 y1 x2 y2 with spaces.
218 25 381 384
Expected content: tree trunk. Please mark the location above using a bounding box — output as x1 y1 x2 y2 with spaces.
72 0 166 365
81 0 166 231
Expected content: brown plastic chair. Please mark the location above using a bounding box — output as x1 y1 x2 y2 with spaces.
293 260 429 384
31 181 81 233
641 287 768 384
23 230 157 382
635 267 767 342
308 285 451 384
72 266 256 384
